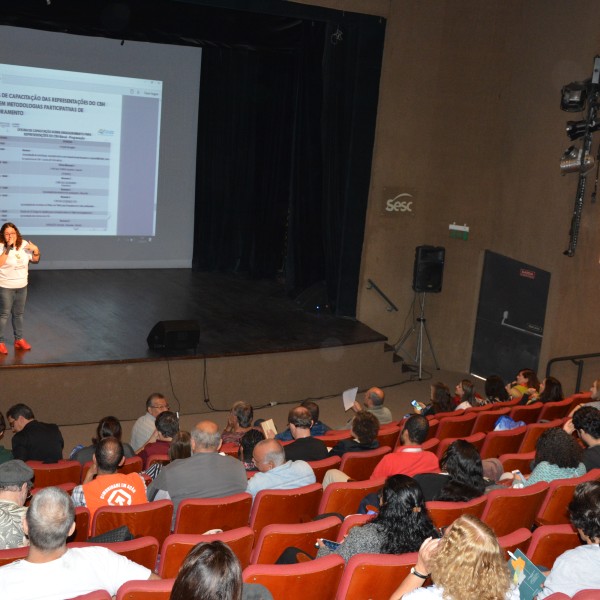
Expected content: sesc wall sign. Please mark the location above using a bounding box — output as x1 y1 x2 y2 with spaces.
381 187 416 217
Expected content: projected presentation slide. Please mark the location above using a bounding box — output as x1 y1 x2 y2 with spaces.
0 63 162 236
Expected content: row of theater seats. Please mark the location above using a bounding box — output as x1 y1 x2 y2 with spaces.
0 519 593 600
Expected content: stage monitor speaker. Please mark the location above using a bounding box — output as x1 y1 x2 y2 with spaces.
412 245 445 293
147 320 200 351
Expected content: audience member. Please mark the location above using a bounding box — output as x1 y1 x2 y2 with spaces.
315 475 437 563
130 392 169 451
0 459 33 549
350 386 393 425
414 440 486 502
508 427 585 486
330 411 380 457
0 411 12 464
538 480 600 597
171 540 273 600
506 368 540 402
390 514 518 600
527 376 563 405
568 377 600 416
72 437 147 532
247 438 315 499
484 375 510 403
0 487 159 599
564 406 600 471
454 379 482 410
7 403 63 463
137 410 179 468
222 401 254 445
147 420 247 518
71 415 135 465
239 428 265 471
145 429 192 480
275 400 331 441
283 406 329 462
414 383 453 416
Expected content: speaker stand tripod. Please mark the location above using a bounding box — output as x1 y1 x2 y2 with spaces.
395 292 440 380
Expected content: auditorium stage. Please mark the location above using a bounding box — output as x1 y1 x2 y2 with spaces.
0 269 387 368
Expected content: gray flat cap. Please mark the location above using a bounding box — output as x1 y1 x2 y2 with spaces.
0 459 34 485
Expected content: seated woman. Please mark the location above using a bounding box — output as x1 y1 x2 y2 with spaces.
222 401 254 445
454 380 484 411
538 480 600 597
484 375 510 403
390 514 519 600
506 368 540 402
144 430 192 480
414 440 487 502
304 475 437 563
71 416 135 464
525 376 563 405
414 383 453 417
509 427 585 486
238 428 265 471
329 411 380 457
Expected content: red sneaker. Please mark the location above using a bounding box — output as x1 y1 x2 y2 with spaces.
0 343 7 354
14 339 32 351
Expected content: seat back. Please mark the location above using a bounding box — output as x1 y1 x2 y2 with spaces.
509 403 543 425
250 516 342 564
481 481 548 537
243 554 345 600
471 408 511 435
71 506 91 542
425 495 487 530
526 524 581 570
336 514 373 542
174 492 253 534
435 413 477 440
339 446 391 481
498 451 535 475
497 527 532 559
68 536 159 571
159 527 255 577
145 454 170 470
27 460 82 488
535 469 600 526
315 430 352 448
538 398 575 422
318 478 385 517
376 426 401 449
519 419 563 453
0 545 28 567
249 483 323 538
91 500 173 546
435 432 485 460
307 456 342 484
425 419 439 441
116 578 175 600
335 552 419 600
420 437 439 454
70 591 113 600
479 426 527 460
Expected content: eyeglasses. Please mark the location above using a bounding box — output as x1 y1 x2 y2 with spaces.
150 404 169 410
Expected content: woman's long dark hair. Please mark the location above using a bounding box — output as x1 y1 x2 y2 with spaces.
372 474 437 554
539 377 563 404
437 440 486 501
431 382 453 414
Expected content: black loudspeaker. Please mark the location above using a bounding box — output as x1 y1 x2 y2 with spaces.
412 246 445 293
147 320 200 351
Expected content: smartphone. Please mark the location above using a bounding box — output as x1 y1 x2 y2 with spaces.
411 400 420 408
321 539 341 551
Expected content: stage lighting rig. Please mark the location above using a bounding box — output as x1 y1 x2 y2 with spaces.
560 56 600 257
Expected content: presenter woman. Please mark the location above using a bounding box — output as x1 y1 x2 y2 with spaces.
0 222 40 354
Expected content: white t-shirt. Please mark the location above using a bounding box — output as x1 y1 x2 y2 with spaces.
404 583 520 600
0 241 34 289
0 546 151 599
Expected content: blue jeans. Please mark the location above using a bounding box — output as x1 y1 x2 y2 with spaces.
0 286 27 343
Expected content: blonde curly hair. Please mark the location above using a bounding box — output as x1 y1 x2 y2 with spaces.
430 514 511 600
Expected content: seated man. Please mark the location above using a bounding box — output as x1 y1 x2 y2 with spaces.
72 437 147 532
350 387 393 425
247 439 315 499
538 480 600 597
0 459 33 549
137 410 179 469
7 403 63 463
0 487 159 599
330 411 380 457
130 392 169 451
564 406 600 471
283 407 329 462
275 400 331 441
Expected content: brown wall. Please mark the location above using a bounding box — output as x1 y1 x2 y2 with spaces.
305 0 600 374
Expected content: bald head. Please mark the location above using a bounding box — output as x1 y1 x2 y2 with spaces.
252 439 285 472
94 437 124 473
191 421 221 453
365 387 384 407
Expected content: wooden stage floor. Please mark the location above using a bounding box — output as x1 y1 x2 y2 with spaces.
0 269 386 368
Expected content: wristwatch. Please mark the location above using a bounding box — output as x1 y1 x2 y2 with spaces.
410 566 429 579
